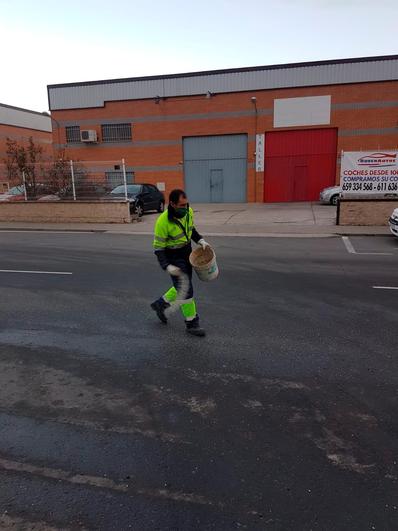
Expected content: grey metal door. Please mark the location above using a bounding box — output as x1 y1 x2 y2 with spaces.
183 134 247 203
210 169 223 202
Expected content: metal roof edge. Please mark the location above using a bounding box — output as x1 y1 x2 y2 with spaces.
47 54 398 90
0 102 50 118
48 79 398 113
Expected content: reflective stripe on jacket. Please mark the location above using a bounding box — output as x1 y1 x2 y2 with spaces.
153 207 194 250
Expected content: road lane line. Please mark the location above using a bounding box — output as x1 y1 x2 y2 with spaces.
342 236 356 253
0 269 72 275
372 286 398 290
342 236 392 255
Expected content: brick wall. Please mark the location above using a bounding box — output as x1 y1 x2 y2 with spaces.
338 199 398 226
0 201 131 223
51 80 398 202
0 123 53 160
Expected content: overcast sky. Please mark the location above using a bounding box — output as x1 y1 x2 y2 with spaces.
0 0 396 112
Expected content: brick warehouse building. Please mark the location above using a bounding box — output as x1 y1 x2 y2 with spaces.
0 103 52 162
47 55 398 203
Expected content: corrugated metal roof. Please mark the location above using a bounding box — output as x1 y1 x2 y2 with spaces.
0 103 52 132
48 55 398 111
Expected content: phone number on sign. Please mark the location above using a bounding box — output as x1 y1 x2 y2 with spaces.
342 182 398 192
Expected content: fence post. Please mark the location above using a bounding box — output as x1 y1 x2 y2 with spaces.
122 158 128 200
70 160 76 201
22 171 28 201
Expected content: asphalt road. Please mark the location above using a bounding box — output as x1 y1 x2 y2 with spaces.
0 231 397 531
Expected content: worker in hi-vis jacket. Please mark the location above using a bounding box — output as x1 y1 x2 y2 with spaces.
151 189 209 337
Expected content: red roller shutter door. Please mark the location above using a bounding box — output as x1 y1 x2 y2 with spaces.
264 128 337 202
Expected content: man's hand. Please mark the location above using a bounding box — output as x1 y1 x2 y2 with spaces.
198 239 209 250
167 265 182 276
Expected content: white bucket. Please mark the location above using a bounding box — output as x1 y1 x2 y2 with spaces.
189 246 219 282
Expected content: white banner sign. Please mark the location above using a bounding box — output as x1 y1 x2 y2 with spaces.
255 134 265 172
341 151 398 195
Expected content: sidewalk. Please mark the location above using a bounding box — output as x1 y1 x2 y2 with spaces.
0 203 390 237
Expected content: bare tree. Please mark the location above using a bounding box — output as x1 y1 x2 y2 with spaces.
47 151 72 196
25 137 44 197
3 141 89 199
3 138 26 182
3 137 44 197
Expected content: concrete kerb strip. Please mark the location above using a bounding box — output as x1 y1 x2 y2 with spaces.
0 224 391 238
0 228 391 237
106 230 337 238
0 229 106 234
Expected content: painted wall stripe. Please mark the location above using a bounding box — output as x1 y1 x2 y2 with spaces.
54 100 398 132
332 100 398 110
55 126 397 153
339 127 398 137
130 165 182 172
57 108 270 127
55 139 182 149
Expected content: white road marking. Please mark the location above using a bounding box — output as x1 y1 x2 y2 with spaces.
360 252 392 255
372 286 398 290
342 236 392 256
0 269 72 275
342 236 356 253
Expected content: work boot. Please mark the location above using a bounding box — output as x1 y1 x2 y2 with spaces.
185 316 206 337
150 298 170 324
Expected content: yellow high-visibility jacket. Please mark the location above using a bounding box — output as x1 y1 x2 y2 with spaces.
153 207 202 269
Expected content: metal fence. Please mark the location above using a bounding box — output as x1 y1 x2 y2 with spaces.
0 159 134 201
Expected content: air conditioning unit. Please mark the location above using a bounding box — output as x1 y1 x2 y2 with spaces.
80 130 97 143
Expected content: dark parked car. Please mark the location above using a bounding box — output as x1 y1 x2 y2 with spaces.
108 184 165 216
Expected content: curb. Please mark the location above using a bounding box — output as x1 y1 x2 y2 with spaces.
0 228 391 238
0 228 107 233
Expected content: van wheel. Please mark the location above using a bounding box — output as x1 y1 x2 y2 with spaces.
331 195 339 206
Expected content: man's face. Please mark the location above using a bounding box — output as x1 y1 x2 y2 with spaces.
172 195 188 209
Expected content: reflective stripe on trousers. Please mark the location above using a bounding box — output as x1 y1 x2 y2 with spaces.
163 286 197 320
162 257 196 320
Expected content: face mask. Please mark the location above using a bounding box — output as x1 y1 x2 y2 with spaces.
175 207 188 218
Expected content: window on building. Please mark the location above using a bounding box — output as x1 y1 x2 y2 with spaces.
105 171 135 188
65 126 81 143
101 123 132 142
